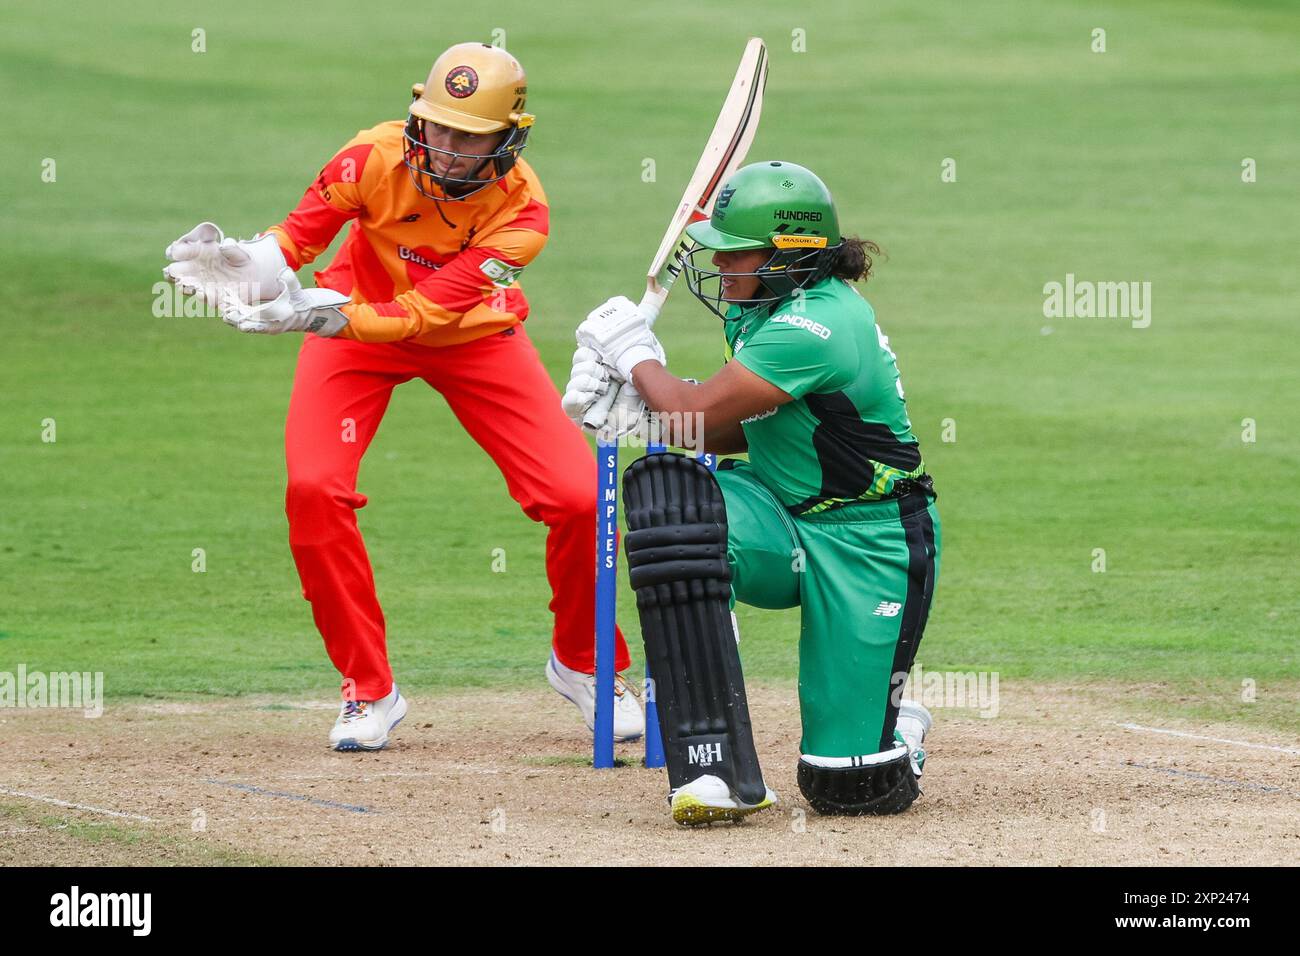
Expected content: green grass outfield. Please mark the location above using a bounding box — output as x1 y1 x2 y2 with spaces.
2 1 1296 732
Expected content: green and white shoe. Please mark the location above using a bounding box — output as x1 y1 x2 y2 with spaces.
896 699 933 779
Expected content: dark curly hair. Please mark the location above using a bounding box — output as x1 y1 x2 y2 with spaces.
827 235 884 282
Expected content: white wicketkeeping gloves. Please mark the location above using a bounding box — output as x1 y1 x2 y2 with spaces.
218 267 351 336
164 221 349 336
163 221 289 308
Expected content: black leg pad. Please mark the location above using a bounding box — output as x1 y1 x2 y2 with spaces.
623 453 767 804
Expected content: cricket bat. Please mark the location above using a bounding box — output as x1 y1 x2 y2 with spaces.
583 37 768 429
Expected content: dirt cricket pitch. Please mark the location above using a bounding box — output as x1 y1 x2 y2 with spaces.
2 682 1297 866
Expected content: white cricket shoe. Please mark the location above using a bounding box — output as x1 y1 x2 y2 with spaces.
670 774 778 826
329 684 408 752
545 652 644 742
896 699 933 778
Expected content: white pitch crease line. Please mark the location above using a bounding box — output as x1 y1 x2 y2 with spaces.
0 786 156 822
1118 723 1300 755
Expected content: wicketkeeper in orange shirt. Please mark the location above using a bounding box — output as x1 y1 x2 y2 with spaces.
162 43 644 750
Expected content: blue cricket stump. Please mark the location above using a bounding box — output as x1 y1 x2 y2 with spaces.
594 438 620 769
594 437 715 770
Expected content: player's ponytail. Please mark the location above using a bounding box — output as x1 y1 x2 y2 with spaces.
828 236 883 282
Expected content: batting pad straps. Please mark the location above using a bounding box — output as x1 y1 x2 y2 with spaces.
624 522 730 590
799 747 911 769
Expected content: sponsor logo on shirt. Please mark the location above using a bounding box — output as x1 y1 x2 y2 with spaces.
770 313 832 339
479 258 523 288
741 407 779 424
398 246 442 271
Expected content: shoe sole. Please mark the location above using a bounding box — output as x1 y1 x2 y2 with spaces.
332 697 408 752
546 659 643 743
671 790 775 827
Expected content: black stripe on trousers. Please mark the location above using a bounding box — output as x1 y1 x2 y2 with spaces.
879 493 938 752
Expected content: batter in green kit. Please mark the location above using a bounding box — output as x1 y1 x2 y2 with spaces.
568 160 940 822
717 276 940 758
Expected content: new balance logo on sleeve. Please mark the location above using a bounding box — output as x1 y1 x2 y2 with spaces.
873 601 902 617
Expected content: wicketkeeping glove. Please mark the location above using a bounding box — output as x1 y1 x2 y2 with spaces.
218 267 350 336
163 221 288 308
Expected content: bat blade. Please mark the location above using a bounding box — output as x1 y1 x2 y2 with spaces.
643 36 769 318
582 38 768 431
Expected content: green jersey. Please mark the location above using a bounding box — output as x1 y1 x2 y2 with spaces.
724 277 927 516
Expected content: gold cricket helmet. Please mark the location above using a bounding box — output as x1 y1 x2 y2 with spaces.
404 42 535 200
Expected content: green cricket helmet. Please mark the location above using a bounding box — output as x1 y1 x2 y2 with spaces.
684 161 842 321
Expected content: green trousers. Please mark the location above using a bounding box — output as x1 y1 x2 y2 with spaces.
716 461 941 758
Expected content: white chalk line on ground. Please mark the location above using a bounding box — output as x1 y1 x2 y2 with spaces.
1118 723 1300 755
0 786 156 822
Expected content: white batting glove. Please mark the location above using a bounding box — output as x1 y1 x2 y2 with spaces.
561 346 614 424
218 267 350 336
598 379 654 444
164 221 288 308
576 295 666 381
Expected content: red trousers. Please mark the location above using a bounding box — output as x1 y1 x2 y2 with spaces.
284 324 629 701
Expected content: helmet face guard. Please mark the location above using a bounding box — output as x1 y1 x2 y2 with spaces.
402 114 531 201
683 241 840 322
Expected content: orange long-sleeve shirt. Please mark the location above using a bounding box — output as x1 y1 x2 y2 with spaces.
266 121 549 346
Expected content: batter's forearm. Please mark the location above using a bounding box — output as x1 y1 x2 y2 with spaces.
631 360 746 453
632 360 697 415
703 418 748 455
656 413 745 454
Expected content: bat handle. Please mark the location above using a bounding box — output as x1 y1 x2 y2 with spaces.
637 287 668 329
582 384 619 430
